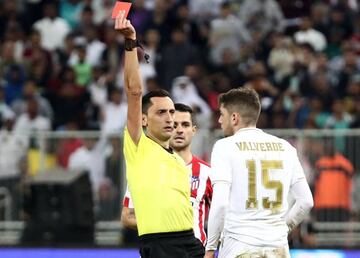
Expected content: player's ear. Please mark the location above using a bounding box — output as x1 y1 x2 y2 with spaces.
142 114 148 127
231 112 239 126
192 125 197 133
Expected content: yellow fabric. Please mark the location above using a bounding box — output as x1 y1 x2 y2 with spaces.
28 149 56 176
124 128 193 236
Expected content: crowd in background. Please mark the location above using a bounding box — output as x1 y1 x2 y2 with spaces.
0 0 359 133
0 0 359 241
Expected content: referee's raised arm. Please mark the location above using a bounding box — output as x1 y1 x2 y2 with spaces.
114 11 142 145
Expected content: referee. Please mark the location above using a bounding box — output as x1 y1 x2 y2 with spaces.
114 11 204 258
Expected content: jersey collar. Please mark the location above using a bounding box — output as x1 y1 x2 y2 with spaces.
235 127 262 135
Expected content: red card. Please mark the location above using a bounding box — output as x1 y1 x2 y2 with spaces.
111 2 132 19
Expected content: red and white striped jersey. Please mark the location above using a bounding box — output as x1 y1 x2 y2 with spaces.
123 155 212 245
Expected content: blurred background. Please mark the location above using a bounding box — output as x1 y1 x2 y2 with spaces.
0 0 359 257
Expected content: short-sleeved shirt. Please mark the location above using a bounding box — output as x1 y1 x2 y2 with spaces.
211 128 306 246
123 128 193 236
123 155 212 244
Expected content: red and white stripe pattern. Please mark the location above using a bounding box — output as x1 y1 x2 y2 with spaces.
123 156 212 245
190 156 212 245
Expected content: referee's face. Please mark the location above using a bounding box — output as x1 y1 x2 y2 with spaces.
146 96 176 142
170 111 196 151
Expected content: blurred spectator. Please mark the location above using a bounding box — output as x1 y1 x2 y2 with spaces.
100 87 127 134
55 33 76 71
100 137 123 220
277 0 312 19
3 64 26 105
88 66 108 108
309 72 335 110
0 0 28 40
335 47 360 98
32 2 70 51
23 0 45 27
268 35 295 83
188 0 225 21
243 61 279 111
0 108 26 220
59 0 84 29
51 67 88 129
23 29 53 90
13 97 51 149
324 5 354 57
128 0 152 36
147 0 173 46
238 0 285 41
209 2 251 66
294 17 327 52
325 98 353 129
101 25 123 78
3 24 25 64
314 138 354 221
68 134 108 197
72 45 92 87
55 121 83 168
11 80 53 121
171 76 211 129
310 2 330 36
350 97 360 128
0 41 18 79
159 26 198 90
82 25 106 67
0 87 15 126
73 5 95 36
325 98 354 153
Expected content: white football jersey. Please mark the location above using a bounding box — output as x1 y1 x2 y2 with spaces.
210 128 306 247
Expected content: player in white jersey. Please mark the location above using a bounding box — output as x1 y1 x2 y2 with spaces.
122 103 212 246
205 88 314 258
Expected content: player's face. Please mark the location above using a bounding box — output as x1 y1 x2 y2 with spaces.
146 97 175 142
170 111 196 151
218 104 233 137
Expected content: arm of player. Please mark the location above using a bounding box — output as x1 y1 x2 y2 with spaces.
205 141 232 255
286 150 314 232
286 178 313 232
205 182 230 255
121 207 137 230
114 11 143 145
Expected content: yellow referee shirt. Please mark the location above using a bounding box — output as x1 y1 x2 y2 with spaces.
123 128 193 236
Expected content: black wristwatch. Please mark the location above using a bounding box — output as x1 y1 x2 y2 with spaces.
124 38 138 51
124 38 150 63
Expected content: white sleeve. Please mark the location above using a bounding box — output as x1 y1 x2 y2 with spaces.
286 178 314 231
210 141 232 184
290 148 307 185
205 182 230 251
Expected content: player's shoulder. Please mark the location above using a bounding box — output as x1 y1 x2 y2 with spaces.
263 131 296 151
192 155 210 168
213 135 235 149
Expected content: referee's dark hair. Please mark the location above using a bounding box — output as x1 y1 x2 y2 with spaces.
142 89 172 114
174 103 196 125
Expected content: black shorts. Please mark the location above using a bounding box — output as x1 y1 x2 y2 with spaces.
139 230 205 258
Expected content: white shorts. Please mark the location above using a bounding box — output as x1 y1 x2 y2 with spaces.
218 235 290 258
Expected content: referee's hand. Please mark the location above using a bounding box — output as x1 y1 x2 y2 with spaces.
114 10 136 40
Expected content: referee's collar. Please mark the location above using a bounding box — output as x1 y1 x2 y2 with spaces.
235 127 262 135
145 134 174 154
